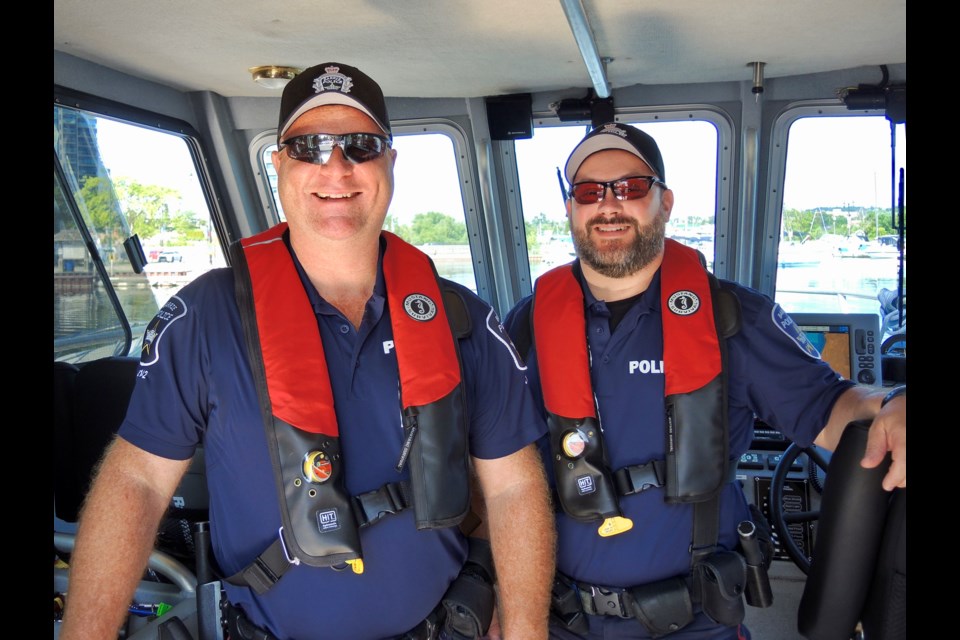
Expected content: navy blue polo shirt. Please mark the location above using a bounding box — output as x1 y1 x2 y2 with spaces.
504 263 853 589
119 240 545 640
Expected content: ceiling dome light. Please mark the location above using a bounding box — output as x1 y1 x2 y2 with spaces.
249 65 300 90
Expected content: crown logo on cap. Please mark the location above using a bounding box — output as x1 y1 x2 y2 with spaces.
313 66 354 95
601 123 628 138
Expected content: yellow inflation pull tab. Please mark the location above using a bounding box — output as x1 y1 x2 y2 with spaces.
598 516 634 537
346 558 364 574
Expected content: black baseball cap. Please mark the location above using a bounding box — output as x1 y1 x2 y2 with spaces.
564 122 666 184
277 62 392 143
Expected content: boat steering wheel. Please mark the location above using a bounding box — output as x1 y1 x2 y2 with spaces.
768 443 831 574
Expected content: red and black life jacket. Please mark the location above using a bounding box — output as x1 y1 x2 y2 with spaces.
227 224 471 590
531 239 740 546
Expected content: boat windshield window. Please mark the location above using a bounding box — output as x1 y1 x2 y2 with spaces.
775 115 906 339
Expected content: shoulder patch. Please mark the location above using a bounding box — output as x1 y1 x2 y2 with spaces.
771 304 821 359
485 308 526 371
140 296 188 366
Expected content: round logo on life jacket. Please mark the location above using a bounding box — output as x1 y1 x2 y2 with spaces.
667 290 700 316
403 293 437 321
303 451 333 483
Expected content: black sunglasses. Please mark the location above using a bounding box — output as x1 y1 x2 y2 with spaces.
278 132 392 165
568 176 666 205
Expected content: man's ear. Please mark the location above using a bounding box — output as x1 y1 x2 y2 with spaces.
565 197 573 219
660 188 675 223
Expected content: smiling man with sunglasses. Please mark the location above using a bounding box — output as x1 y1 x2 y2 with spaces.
503 123 906 640
62 62 554 640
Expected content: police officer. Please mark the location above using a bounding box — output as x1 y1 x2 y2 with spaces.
503 122 906 640
61 62 555 640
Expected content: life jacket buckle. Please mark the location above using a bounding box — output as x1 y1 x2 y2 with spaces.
613 460 666 496
354 481 411 527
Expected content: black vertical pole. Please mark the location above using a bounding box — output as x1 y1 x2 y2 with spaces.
897 168 905 331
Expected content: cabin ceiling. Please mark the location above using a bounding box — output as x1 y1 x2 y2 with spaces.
54 0 906 99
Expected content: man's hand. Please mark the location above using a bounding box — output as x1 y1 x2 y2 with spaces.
862 393 906 490
815 386 906 491
482 604 502 640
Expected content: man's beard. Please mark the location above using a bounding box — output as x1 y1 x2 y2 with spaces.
571 209 667 278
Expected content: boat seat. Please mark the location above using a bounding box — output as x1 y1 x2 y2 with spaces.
53 360 81 523
54 355 209 638
53 355 209 555
55 356 140 524
797 420 906 640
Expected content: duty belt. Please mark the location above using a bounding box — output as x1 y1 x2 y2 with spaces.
225 599 446 640
553 572 701 637
579 584 636 619
555 546 752 636
576 578 698 619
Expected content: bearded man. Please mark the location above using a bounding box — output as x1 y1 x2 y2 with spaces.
503 122 906 640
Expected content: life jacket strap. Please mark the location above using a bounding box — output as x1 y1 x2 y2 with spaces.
689 463 738 574
226 480 414 594
225 535 293 595
691 498 721 583
613 459 737 497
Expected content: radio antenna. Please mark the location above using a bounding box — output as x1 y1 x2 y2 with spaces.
556 167 568 203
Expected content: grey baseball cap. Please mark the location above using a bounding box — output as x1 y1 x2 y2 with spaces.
564 122 665 183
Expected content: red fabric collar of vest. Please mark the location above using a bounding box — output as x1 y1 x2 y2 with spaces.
533 238 721 418
240 224 460 436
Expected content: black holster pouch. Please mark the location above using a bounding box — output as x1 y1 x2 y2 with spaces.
741 505 774 608
628 577 694 638
743 560 773 610
441 538 496 639
550 574 589 635
694 550 747 627
748 504 775 570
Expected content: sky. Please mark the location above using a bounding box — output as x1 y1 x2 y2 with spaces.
96 119 210 216
782 117 907 212
95 113 907 229
390 133 468 224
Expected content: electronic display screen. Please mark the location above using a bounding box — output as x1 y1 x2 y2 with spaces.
789 312 880 386
796 323 851 379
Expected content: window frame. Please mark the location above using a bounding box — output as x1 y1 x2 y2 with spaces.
54 87 227 252
54 86 227 360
